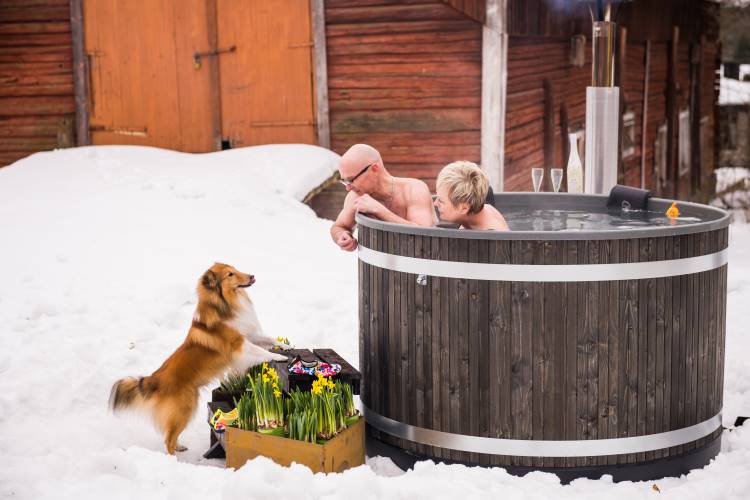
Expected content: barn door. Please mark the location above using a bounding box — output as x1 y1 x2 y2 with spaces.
83 0 216 152
216 0 316 147
83 0 316 151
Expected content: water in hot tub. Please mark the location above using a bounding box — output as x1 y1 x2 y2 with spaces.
500 207 704 232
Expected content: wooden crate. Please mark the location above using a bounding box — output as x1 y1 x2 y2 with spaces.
223 419 365 473
208 402 365 472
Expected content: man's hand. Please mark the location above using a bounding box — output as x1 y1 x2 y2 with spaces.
353 194 386 218
336 231 358 252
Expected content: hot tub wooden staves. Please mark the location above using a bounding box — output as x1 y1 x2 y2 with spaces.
356 194 729 481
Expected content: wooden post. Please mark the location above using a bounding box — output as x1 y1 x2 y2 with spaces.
206 0 222 150
689 38 703 195
481 0 508 192
616 26 627 185
640 40 651 189
69 0 90 146
311 0 330 150
543 79 555 188
667 26 680 199
560 101 569 182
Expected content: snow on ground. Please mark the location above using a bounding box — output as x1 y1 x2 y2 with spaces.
0 145 749 500
720 64 750 105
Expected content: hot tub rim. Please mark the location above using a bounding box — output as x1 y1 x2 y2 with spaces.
355 193 730 241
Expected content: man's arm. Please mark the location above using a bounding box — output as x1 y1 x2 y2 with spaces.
353 180 435 227
330 191 359 251
404 180 437 227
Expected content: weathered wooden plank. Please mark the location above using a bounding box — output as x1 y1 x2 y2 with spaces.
358 229 368 402
477 239 490 465
563 240 578 467
488 239 512 466
326 3 472 24
717 229 728 419
550 241 567 467
710 229 720 418
457 238 470 462
511 239 533 467
404 234 415 434
0 6 70 23
662 236 674 459
368 228 381 443
532 241 545 467
440 236 451 459
390 231 402 449
645 238 657 462
586 240 601 466
541 242 558 467
331 108 480 134
467 239 480 464
596 240 610 467
685 234 700 451
696 230 709 449
626 238 640 464
447 237 461 461
326 18 479 38
413 234 425 456
603 239 619 466
653 237 665 459
0 96 74 115
429 236 443 459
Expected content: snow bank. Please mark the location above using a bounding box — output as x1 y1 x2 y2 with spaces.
0 146 749 499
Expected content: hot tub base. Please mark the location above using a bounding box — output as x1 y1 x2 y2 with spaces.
366 426 722 483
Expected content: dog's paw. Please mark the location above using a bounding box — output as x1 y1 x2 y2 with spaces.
272 337 294 351
175 444 188 452
269 352 288 362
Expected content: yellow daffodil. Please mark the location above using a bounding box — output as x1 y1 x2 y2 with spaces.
262 374 270 383
273 389 282 398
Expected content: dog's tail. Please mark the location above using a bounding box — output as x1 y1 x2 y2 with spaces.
109 376 159 412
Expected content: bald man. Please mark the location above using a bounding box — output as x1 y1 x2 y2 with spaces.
330 144 435 251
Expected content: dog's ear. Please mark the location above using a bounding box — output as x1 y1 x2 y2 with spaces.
201 270 219 290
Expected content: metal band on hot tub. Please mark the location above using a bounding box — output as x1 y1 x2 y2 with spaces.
363 406 722 457
358 245 728 282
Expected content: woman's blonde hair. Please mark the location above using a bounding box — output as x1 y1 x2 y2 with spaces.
436 161 488 214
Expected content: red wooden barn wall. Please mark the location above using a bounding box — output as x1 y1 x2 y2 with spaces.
0 0 75 168
325 0 483 189
503 0 720 197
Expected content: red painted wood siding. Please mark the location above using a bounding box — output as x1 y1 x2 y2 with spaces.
0 0 75 168
326 0 482 189
503 37 718 197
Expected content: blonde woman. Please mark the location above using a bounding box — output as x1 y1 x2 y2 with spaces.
434 161 509 231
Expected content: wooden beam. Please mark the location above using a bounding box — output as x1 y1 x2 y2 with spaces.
617 26 627 185
560 101 569 179
311 0 330 150
667 26 679 199
481 0 507 192
640 40 651 189
543 78 555 185
69 0 89 146
689 37 703 195
206 0 221 150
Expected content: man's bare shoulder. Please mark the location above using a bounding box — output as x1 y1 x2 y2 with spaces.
402 177 432 200
343 189 362 207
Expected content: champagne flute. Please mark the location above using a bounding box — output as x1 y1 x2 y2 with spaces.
531 168 544 192
551 168 563 193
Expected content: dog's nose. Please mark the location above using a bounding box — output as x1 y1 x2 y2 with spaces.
249 275 255 281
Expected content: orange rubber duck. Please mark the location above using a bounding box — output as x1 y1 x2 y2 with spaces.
666 202 680 219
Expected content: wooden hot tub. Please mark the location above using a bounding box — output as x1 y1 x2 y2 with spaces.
357 193 729 481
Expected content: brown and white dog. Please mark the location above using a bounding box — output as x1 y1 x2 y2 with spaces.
109 263 288 454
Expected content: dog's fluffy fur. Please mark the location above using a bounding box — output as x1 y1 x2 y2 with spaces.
109 263 287 454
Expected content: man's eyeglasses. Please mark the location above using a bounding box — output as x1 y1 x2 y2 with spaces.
339 163 374 187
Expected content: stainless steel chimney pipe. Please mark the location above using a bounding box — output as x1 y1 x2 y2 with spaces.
584 16 619 194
